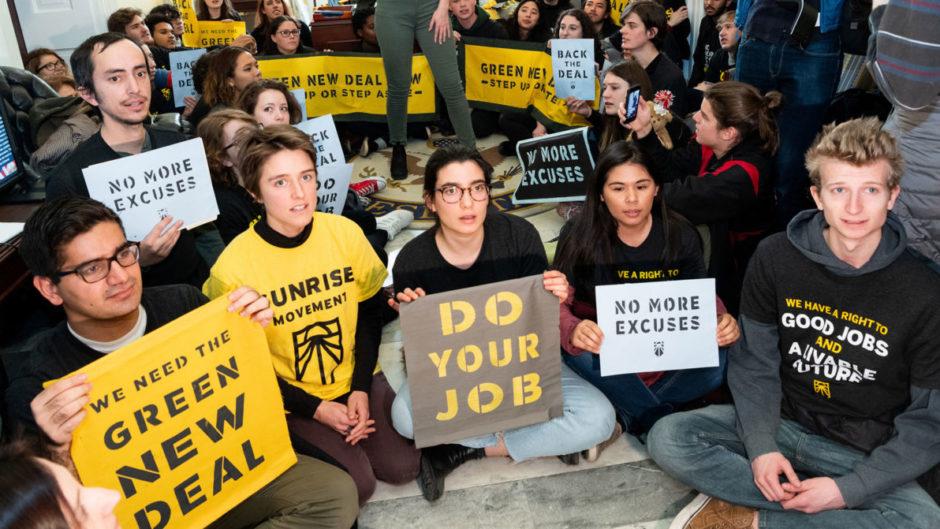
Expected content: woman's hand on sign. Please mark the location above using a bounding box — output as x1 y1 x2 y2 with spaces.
565 96 592 118
429 3 453 44
228 286 274 327
345 390 376 445
619 97 653 139
31 374 91 448
387 287 427 312
542 270 569 303
314 400 358 436
533 121 548 137
716 313 740 347
139 216 183 267
182 96 197 118
668 6 689 27
572 319 605 354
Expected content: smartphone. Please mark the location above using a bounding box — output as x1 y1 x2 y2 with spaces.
624 85 642 124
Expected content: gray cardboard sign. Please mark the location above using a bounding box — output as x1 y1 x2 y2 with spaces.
400 275 563 448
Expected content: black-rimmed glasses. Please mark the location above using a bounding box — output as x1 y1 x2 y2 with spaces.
436 182 490 204
56 242 141 283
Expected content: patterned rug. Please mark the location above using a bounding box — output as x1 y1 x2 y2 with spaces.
351 134 554 228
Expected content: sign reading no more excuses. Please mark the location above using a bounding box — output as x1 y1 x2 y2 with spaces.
399 275 563 448
513 127 594 204
596 278 718 376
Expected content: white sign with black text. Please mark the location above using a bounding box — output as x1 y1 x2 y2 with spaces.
316 163 352 215
596 279 718 376
82 138 219 241
551 38 595 101
170 48 207 107
294 115 343 168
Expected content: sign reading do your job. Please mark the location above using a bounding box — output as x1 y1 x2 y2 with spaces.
61 297 295 529
596 279 718 376
400 275 563 448
83 139 219 242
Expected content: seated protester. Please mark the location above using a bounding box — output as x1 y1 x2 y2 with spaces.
554 141 738 436
197 0 243 21
583 0 620 39
0 440 122 528
701 10 740 85
198 110 262 244
6 197 360 529
388 145 617 502
145 13 179 60
450 0 507 139
190 46 262 131
141 44 175 115
498 8 602 154
352 6 380 53
250 0 313 50
623 81 778 314
538 0 574 30
502 0 551 43
236 79 302 127
47 33 208 288
261 16 317 56
661 0 691 69
687 0 732 89
618 1 687 116
48 75 78 97
647 118 940 529
107 7 153 45
24 48 71 85
149 3 185 42
204 126 421 504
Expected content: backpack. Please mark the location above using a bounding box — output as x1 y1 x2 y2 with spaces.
28 95 89 149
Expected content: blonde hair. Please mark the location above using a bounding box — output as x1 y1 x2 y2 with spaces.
805 117 903 189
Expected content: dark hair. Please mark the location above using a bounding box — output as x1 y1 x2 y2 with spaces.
202 46 254 107
422 144 493 198
621 0 667 50
198 109 258 187
24 48 64 75
239 125 318 197
144 13 173 35
599 60 653 151
255 0 295 26
552 8 597 40
264 16 302 54
20 197 123 281
504 0 543 41
107 7 143 33
352 6 375 35
237 79 303 124
704 81 782 154
197 0 241 21
0 440 72 529
149 4 182 20
554 141 690 303
70 32 143 93
192 47 222 95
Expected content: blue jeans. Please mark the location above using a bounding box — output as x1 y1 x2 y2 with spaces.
648 405 940 528
735 33 842 228
564 348 727 435
391 362 616 461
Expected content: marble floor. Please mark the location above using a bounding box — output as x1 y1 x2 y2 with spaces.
360 210 694 528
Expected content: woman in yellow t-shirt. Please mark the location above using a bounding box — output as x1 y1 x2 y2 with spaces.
203 125 419 504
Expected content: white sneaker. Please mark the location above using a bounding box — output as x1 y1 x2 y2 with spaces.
376 209 414 240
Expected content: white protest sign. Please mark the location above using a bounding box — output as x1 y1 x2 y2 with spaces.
596 278 718 376
83 138 219 241
290 88 308 122
169 48 206 107
316 162 352 215
294 115 343 167
551 39 595 100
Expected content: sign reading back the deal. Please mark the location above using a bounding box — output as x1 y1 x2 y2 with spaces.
551 39 595 100
400 275 564 448
62 296 296 529
294 115 343 168
596 279 718 376
170 48 207 107
512 127 594 204
83 138 219 241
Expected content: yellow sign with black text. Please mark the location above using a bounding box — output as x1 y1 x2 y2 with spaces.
196 21 246 48
63 297 295 529
172 0 200 48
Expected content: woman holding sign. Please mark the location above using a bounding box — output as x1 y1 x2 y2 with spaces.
389 145 617 502
204 126 420 504
554 141 739 436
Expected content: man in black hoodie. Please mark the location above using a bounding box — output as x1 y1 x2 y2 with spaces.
646 118 940 528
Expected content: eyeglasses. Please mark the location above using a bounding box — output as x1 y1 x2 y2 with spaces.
56 242 141 283
39 59 65 73
436 182 490 204
277 29 300 37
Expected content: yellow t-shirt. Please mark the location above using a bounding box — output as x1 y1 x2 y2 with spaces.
203 213 387 401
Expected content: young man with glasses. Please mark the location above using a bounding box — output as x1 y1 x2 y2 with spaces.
46 32 208 288
5 196 360 529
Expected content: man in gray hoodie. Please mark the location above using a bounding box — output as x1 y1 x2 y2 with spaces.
646 117 940 529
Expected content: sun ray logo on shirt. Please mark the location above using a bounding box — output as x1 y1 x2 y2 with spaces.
292 318 343 385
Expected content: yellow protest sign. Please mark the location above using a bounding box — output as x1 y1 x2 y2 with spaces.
258 53 437 122
610 0 632 26
172 0 200 48
63 296 295 529
196 21 247 48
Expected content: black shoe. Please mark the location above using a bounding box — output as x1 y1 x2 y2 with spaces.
416 451 444 502
391 144 407 180
498 140 515 157
557 452 580 466
416 444 485 501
